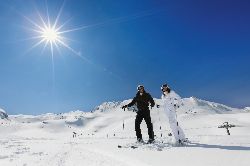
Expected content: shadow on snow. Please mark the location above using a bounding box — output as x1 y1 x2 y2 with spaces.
187 143 250 151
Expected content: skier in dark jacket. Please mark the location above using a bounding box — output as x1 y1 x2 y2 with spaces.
122 85 155 143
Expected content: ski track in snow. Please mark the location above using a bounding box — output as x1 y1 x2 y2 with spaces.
0 137 146 166
43 138 149 166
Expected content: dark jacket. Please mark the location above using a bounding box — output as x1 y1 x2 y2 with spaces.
127 91 155 112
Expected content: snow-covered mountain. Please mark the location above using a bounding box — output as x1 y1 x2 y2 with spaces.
94 101 122 112
93 96 243 114
180 97 242 114
244 107 250 112
0 96 250 166
0 108 8 119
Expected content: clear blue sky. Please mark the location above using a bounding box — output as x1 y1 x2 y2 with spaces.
0 0 249 115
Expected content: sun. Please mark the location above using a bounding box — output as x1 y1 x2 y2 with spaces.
42 27 59 43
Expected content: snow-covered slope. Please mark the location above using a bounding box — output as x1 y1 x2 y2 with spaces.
0 96 250 166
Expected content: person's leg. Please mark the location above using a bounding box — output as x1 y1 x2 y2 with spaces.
177 125 185 141
168 109 181 142
169 119 179 141
168 110 186 143
135 114 143 140
164 108 177 139
144 112 154 140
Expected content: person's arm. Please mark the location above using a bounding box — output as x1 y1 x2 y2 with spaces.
158 94 166 108
127 97 137 107
148 94 155 107
173 93 182 108
122 97 136 110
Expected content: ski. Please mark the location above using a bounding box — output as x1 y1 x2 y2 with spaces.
118 145 138 149
118 140 167 151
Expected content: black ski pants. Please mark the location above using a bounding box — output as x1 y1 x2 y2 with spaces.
135 110 154 140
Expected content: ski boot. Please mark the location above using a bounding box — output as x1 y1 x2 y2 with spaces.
136 138 144 144
147 138 155 144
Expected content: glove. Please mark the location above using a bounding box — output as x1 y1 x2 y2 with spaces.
151 103 155 108
122 105 127 110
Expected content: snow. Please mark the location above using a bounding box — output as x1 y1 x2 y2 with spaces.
0 97 250 166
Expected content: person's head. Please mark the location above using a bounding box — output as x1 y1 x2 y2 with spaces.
137 85 145 93
161 84 171 94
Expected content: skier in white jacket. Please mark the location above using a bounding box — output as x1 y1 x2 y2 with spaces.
161 84 186 144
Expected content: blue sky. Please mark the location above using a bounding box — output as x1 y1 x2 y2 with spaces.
0 0 249 115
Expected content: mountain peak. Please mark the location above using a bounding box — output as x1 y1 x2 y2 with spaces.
93 101 122 112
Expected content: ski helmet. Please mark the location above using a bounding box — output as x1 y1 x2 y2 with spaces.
161 84 171 93
161 84 168 90
137 85 144 91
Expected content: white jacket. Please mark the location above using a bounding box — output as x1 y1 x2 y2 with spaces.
161 91 182 111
